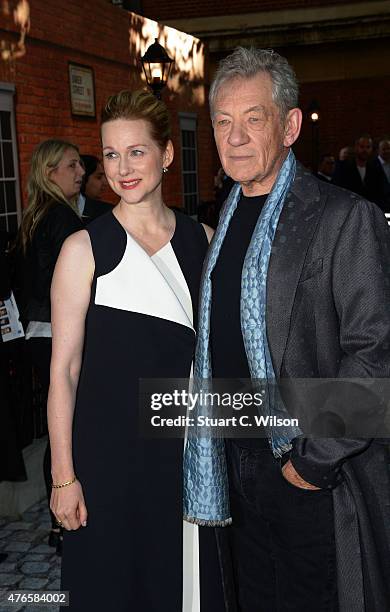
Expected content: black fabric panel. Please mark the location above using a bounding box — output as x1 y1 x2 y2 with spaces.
86 210 127 279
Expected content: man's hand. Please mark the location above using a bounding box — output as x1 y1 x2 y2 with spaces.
282 459 321 490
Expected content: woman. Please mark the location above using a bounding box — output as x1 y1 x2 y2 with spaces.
19 139 85 553
78 154 112 222
49 90 219 611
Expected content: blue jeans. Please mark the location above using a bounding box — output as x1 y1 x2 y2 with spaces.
220 440 338 612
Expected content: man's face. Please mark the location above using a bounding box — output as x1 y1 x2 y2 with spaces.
212 74 300 196
355 138 373 164
379 140 390 163
319 156 335 177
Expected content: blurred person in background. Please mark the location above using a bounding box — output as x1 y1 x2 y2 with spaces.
18 139 84 555
78 154 112 223
0 229 26 534
315 153 335 182
365 139 390 213
332 135 373 198
338 145 354 162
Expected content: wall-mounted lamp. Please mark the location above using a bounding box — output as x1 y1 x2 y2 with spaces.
141 39 173 99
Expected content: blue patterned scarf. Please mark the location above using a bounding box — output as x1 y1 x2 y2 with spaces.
183 150 302 526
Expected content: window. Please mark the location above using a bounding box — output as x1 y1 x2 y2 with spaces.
179 114 198 216
0 83 21 236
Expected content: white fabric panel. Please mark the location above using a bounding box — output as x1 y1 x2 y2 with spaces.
183 520 200 612
95 233 194 331
152 243 193 325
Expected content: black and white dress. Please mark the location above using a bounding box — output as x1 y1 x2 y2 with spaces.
61 210 210 611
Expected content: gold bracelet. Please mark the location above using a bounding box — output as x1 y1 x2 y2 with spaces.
52 476 77 489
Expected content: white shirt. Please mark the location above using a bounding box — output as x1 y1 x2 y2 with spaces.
25 321 52 339
357 164 366 182
77 193 86 216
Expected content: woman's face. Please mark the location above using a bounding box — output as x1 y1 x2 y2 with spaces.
101 118 173 206
49 148 85 199
85 161 107 200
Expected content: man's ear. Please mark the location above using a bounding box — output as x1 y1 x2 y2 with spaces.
163 140 174 169
283 108 302 148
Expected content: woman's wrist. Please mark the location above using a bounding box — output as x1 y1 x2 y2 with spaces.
52 475 77 489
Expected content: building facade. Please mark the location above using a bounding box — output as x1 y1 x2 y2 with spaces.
0 0 216 234
157 0 390 169
1 0 389 233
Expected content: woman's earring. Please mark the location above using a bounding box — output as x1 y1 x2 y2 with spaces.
162 167 168 174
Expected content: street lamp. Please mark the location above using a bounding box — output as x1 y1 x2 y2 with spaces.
141 39 173 99
308 99 320 123
308 100 320 171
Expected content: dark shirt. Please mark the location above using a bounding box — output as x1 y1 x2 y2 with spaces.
365 158 390 213
332 159 369 199
21 201 83 322
82 197 113 224
210 192 269 448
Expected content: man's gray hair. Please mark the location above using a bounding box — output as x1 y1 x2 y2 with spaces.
209 47 299 120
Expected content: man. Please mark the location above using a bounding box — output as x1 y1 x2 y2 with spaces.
315 153 335 182
332 134 373 197
365 139 390 213
184 47 390 611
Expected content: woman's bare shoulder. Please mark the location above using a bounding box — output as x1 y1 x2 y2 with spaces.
61 229 92 257
57 230 94 281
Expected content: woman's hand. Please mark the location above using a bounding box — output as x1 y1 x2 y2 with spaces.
50 480 88 531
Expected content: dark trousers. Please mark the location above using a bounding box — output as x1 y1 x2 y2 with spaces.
28 337 56 528
221 440 338 612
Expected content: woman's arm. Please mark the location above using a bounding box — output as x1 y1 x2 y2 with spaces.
48 229 94 530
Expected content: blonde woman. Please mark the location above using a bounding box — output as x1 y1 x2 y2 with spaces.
19 139 84 553
48 90 225 611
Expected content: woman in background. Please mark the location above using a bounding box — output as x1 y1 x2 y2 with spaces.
77 154 112 222
19 139 84 554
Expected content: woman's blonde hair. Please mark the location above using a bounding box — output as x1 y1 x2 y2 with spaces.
20 139 80 252
101 89 171 150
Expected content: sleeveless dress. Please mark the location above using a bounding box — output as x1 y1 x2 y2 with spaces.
61 210 209 611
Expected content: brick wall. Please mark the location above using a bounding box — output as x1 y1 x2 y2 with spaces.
0 0 216 209
143 0 358 22
295 75 390 169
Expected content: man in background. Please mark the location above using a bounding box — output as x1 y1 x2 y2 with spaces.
332 134 373 197
315 153 335 182
366 138 390 213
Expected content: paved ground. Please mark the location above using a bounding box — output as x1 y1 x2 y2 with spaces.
0 498 61 611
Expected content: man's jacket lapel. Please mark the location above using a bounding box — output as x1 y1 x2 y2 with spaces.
266 164 326 377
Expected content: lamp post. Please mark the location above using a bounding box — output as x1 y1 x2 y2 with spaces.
308 99 320 172
141 39 173 99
